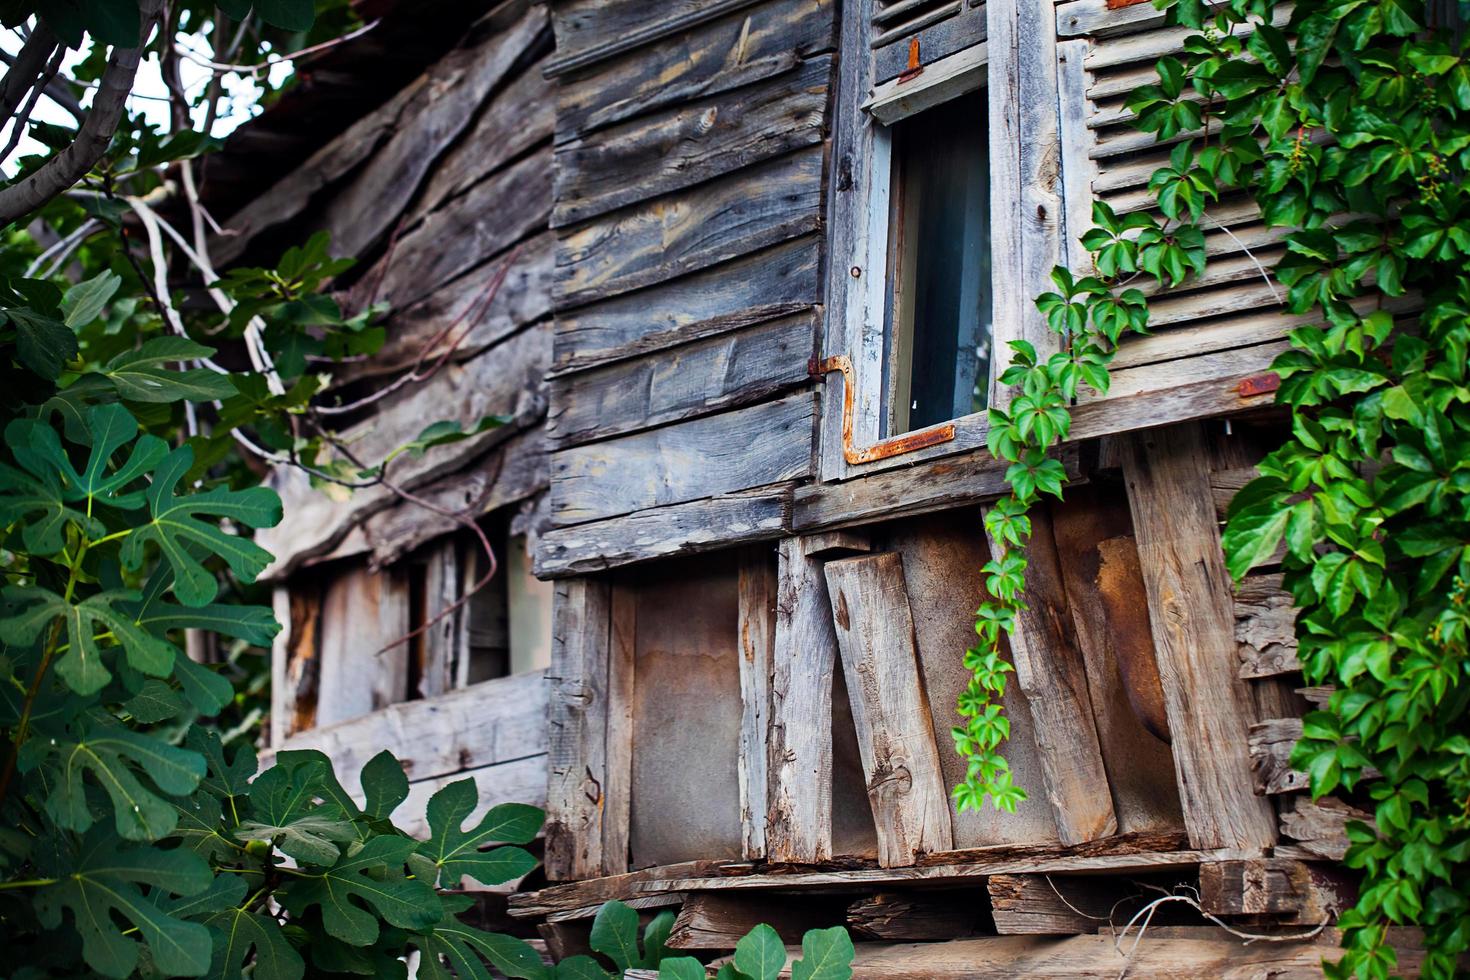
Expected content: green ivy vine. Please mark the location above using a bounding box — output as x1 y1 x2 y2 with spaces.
954 0 1469 976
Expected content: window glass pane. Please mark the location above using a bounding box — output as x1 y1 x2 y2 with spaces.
884 88 992 434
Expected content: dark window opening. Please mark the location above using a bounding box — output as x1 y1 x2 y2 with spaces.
882 87 993 435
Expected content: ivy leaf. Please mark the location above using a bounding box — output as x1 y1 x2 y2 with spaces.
33 831 212 979
119 445 282 606
361 750 410 821
417 778 542 888
411 898 548 980
790 927 855 980
25 719 205 840
281 836 440 946
101 337 237 403
589 900 642 972
734 923 787 980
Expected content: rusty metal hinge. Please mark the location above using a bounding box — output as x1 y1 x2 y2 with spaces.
811 354 956 465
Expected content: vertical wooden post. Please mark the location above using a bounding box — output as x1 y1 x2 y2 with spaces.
823 552 953 867
767 535 851 863
737 547 777 859
545 577 612 881
1121 423 1278 850
269 585 292 749
603 581 636 874
984 507 1117 844
418 538 463 699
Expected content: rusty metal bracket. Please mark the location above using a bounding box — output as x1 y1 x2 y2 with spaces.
897 36 924 84
811 354 956 465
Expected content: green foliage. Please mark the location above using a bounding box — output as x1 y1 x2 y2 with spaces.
964 0 1470 975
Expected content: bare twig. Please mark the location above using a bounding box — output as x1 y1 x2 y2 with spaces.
0 1 164 226
0 43 64 166
0 46 84 123
172 18 380 77
24 218 99 278
1201 212 1283 304
0 21 58 127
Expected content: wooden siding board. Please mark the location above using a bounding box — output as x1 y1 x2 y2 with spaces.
554 147 825 308
553 0 837 142
737 547 778 859
552 236 820 375
550 392 816 526
548 313 817 448
546 0 765 77
552 55 833 227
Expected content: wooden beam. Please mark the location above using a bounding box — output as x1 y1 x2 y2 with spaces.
983 507 1117 845
1278 797 1373 862
1200 858 1354 925
1121 423 1278 849
1234 572 1301 679
737 548 777 860
987 874 1125 935
545 578 613 881
847 891 985 941
667 892 844 950
766 536 840 863
603 582 636 875
823 552 953 867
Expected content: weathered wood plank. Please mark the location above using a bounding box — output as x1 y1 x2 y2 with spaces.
552 236 819 375
603 582 636 874
272 669 547 790
1248 717 1309 795
1121 423 1278 849
823 553 954 866
983 508 1117 845
846 891 985 941
535 485 792 578
555 147 823 308
766 536 840 863
1199 858 1354 925
553 0 837 142
1050 487 1185 835
314 565 411 728
548 313 816 448
416 539 463 700
1235 572 1300 678
987 0 1064 411
987 874 1124 934
550 392 815 526
737 548 777 860
1278 796 1373 862
545 578 612 881
546 0 764 77
552 56 831 227
794 446 1082 532
364 147 551 314
667 892 843 950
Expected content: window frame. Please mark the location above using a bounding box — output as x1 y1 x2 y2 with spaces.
818 0 1066 481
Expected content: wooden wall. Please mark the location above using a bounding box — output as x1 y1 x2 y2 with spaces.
536 0 840 578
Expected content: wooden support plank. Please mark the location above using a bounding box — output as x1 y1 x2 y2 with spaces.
987 874 1124 935
552 236 819 376
1248 717 1308 795
766 536 839 863
535 485 792 578
823 552 953 866
847 891 985 941
983 508 1117 845
545 578 612 881
552 0 837 142
550 392 815 526
1278 796 1374 862
1235 572 1301 678
314 565 411 728
274 668 547 791
1121 423 1278 849
1049 487 1184 835
737 548 777 860
417 539 462 700
548 313 817 448
603 582 636 875
1200 858 1354 925
667 892 844 950
554 146 824 308
552 56 832 227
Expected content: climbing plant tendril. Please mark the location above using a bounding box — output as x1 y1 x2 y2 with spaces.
955 0 1469 976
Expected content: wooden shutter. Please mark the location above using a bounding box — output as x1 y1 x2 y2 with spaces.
872 0 986 83
1054 2 1393 402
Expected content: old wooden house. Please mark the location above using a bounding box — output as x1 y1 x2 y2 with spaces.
203 0 1406 973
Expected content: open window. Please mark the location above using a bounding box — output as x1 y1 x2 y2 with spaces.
821 0 1003 476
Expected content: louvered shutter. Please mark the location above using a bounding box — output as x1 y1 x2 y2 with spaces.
1054 2 1386 401
872 0 986 83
